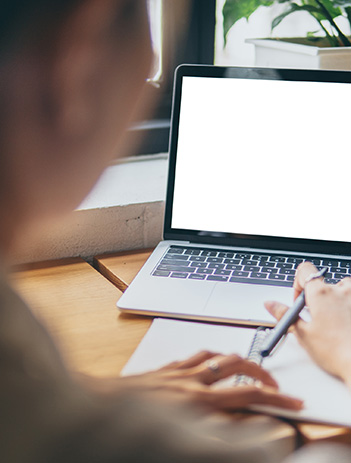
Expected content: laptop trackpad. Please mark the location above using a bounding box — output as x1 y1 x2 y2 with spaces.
204 283 294 323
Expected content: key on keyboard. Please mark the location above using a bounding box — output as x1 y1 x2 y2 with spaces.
152 246 351 288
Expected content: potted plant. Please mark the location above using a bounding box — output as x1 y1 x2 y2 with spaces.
223 0 351 70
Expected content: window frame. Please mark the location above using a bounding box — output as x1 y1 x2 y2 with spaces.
129 0 216 156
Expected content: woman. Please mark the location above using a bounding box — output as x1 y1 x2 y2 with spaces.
0 1 331 462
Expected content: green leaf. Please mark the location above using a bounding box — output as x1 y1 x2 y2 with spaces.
306 29 321 36
222 0 275 43
333 0 351 7
271 1 345 30
271 3 321 30
222 0 351 47
312 0 342 19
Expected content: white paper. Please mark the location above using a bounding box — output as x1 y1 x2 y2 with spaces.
122 318 351 427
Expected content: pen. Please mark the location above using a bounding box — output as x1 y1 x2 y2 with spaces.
260 267 328 358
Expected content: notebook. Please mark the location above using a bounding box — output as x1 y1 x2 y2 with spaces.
122 318 351 427
117 65 351 326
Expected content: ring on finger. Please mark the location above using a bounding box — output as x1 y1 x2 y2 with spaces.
204 359 221 375
304 268 328 287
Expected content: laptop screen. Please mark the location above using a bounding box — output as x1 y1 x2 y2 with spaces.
165 66 351 254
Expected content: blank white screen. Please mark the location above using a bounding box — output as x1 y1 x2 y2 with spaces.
171 76 350 243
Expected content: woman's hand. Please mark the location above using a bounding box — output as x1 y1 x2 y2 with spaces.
265 262 351 388
78 350 303 412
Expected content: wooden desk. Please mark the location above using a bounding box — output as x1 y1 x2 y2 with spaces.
94 249 351 445
11 258 151 377
94 248 153 292
11 254 297 457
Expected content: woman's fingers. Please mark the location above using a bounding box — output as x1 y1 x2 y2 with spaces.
205 385 304 411
336 276 351 289
293 262 319 299
264 300 289 321
161 353 278 388
193 354 278 388
159 351 219 371
159 352 278 389
264 300 308 341
130 351 305 412
294 262 331 303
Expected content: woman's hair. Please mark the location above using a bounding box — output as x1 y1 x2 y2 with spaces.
0 1 84 55
0 1 143 58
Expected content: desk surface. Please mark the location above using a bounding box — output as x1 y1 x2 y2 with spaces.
94 249 351 445
11 258 151 377
11 255 297 456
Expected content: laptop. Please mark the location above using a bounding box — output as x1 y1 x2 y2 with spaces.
117 64 351 326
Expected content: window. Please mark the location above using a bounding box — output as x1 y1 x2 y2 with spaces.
147 0 163 85
215 1 351 67
128 0 216 156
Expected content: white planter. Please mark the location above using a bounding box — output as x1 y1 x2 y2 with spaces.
246 38 351 70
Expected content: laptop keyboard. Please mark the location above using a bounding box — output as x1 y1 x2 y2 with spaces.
151 246 351 287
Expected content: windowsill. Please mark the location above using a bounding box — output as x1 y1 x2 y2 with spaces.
14 154 168 264
78 153 168 210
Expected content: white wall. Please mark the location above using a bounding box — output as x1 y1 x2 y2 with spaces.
12 157 167 264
